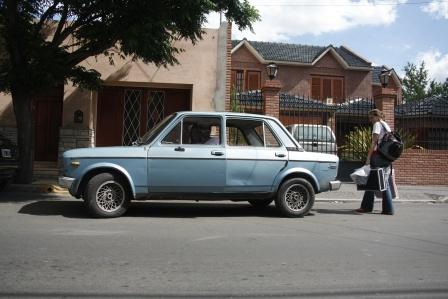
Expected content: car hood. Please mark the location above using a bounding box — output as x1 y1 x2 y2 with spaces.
63 146 144 159
289 150 338 163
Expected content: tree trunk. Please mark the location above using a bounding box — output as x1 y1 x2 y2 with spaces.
11 88 35 184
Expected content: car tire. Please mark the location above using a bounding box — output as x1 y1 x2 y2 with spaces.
84 172 131 218
275 178 315 217
248 198 273 208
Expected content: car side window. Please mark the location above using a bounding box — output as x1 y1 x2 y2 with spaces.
161 122 181 144
226 118 281 147
226 126 249 146
264 124 281 147
162 116 222 145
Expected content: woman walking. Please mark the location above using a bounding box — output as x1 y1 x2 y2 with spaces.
356 109 394 215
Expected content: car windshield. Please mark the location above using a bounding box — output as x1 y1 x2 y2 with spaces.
294 126 335 142
140 114 177 145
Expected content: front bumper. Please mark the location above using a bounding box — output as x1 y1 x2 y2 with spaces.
329 180 342 191
58 176 75 189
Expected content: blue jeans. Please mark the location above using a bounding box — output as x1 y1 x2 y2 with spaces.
360 178 394 214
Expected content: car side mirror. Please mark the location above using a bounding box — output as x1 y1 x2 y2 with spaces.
132 137 142 146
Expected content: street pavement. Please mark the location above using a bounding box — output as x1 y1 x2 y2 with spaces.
0 191 447 298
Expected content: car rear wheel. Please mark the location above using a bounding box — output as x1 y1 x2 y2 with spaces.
84 173 131 218
275 178 314 217
248 198 273 208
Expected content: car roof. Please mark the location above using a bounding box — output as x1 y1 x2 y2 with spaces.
175 111 279 121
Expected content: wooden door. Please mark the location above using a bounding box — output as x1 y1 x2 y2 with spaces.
33 87 63 161
96 86 124 147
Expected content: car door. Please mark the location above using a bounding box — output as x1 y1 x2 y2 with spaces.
147 115 226 193
225 117 288 193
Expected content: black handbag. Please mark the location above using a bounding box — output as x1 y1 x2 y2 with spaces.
370 152 391 168
378 122 404 162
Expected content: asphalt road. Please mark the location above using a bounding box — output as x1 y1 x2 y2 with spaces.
0 192 447 298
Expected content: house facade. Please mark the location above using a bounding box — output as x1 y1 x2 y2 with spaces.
231 39 402 103
0 23 232 165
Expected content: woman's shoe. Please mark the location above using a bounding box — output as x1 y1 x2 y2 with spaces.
381 211 394 215
355 208 370 213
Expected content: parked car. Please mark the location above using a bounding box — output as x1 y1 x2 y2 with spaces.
286 124 337 155
59 112 341 218
0 134 19 191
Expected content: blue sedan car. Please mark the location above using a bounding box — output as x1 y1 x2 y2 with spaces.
59 112 341 218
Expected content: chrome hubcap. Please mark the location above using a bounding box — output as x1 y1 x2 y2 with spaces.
285 184 308 212
95 181 125 212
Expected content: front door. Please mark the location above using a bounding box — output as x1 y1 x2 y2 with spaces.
33 87 63 161
147 115 226 193
225 118 288 192
96 86 191 147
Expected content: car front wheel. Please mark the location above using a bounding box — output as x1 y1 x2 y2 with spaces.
275 178 315 217
84 173 131 218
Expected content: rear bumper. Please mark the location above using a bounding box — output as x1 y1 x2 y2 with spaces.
58 176 75 189
329 180 342 191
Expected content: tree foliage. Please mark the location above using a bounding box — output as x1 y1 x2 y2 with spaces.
402 61 448 101
402 61 429 102
0 0 259 94
427 78 448 98
0 0 260 183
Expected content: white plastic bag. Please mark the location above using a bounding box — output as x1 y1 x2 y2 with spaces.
350 165 371 186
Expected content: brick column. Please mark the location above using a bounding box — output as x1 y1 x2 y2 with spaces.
262 80 282 118
225 22 232 112
373 87 397 130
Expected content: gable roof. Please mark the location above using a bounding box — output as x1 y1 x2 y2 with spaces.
232 39 372 70
372 65 402 86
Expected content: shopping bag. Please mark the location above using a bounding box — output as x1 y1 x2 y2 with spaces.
357 168 387 191
350 165 370 186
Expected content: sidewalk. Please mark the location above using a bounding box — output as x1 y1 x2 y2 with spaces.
5 180 448 203
316 183 448 203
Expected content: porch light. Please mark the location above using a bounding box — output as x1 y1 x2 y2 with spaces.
266 63 278 80
379 68 393 88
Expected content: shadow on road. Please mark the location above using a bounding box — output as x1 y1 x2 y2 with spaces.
17 200 295 219
313 208 360 215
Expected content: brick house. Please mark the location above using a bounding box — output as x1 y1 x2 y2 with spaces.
0 23 232 168
231 39 402 103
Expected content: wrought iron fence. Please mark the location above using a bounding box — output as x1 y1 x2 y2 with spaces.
395 96 448 150
232 90 263 114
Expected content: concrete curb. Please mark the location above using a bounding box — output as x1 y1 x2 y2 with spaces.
6 183 69 194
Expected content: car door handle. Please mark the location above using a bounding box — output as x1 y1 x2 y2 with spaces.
275 153 286 158
174 146 185 152
211 150 224 156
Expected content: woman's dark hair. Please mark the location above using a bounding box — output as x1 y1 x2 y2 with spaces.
368 109 384 119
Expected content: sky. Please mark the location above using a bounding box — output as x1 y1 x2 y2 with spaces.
206 0 448 82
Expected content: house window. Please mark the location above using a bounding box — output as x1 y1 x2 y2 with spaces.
311 76 344 103
231 70 261 92
231 70 245 92
246 71 261 91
